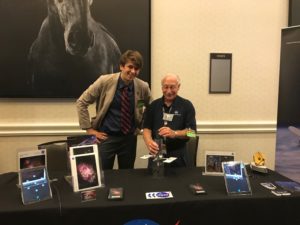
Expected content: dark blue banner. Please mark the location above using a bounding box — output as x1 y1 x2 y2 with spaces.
275 26 300 182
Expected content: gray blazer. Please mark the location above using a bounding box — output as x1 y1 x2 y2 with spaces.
76 73 151 133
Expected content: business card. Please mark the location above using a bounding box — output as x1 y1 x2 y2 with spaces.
145 191 173 199
163 157 177 163
108 187 124 200
81 189 96 202
140 154 153 159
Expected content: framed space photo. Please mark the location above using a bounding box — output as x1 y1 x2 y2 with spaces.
0 0 151 98
18 149 47 170
203 151 235 176
19 166 52 205
222 161 252 196
69 144 102 192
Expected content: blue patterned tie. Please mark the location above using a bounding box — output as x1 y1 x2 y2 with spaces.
121 86 131 134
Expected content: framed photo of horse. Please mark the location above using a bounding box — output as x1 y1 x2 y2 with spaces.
0 0 151 98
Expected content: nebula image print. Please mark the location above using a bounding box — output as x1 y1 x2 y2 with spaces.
76 155 99 189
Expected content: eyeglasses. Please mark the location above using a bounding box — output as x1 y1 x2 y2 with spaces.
162 85 178 90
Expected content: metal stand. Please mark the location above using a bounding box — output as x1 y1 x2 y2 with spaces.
152 137 167 178
152 156 165 178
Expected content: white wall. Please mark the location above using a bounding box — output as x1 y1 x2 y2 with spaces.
0 0 288 173
151 0 286 121
151 0 287 169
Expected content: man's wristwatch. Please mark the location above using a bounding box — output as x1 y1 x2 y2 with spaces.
174 131 178 137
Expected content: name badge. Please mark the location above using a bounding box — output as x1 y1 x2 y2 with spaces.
137 100 145 108
163 113 174 121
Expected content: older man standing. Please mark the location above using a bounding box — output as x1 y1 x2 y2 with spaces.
143 73 196 167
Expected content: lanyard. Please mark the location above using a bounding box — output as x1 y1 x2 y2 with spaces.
162 106 173 126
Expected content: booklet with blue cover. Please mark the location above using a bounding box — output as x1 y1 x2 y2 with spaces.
275 181 300 192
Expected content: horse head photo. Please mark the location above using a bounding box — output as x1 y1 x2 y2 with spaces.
28 0 121 97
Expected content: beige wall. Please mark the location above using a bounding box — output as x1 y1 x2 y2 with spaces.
0 0 288 173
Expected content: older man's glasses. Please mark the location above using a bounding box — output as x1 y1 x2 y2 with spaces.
162 85 178 90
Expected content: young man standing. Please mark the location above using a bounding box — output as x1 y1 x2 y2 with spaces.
77 50 151 169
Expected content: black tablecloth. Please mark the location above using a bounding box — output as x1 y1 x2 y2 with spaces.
0 167 300 225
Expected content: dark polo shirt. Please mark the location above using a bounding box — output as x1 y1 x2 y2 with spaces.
143 96 196 152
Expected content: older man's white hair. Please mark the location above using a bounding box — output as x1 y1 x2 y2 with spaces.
161 73 181 86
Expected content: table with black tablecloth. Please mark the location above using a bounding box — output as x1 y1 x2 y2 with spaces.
0 167 299 225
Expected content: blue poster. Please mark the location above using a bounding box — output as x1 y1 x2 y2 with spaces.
275 26 300 182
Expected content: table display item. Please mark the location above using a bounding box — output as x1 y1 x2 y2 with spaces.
275 181 300 192
19 166 52 205
66 135 98 173
108 187 124 200
271 190 291 196
250 162 268 173
250 152 268 173
260 182 277 190
151 138 166 178
69 144 103 192
18 149 47 170
145 191 173 199
17 149 47 187
253 151 266 166
81 189 97 202
222 161 252 196
189 183 206 195
203 151 235 176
